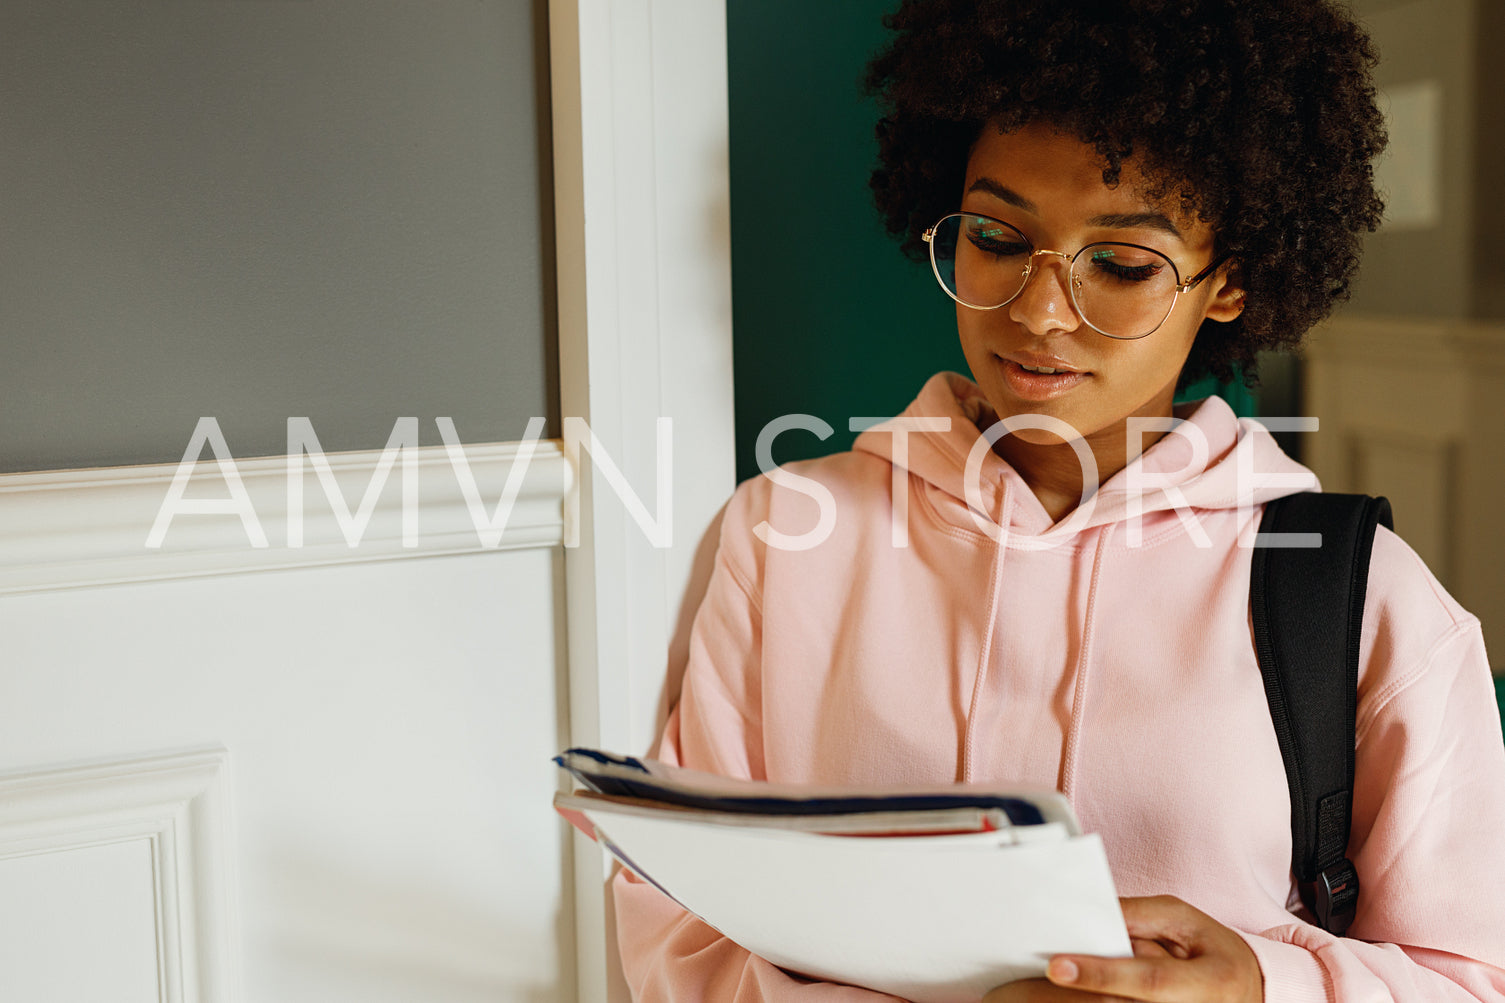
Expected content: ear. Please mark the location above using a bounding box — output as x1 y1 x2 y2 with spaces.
1201 263 1245 323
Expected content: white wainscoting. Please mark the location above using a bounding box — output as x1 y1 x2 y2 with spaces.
0 439 569 594
0 441 574 1003
0 748 237 1003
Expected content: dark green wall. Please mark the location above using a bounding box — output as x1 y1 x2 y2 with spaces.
726 0 965 483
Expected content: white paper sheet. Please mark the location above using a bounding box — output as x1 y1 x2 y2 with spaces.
590 809 1131 1003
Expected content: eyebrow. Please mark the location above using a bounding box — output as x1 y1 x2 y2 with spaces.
1086 211 1184 240
966 176 1185 240
966 177 1036 213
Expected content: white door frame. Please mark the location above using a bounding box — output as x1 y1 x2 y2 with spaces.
549 1 737 998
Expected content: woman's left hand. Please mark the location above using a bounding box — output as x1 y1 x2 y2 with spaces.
982 895 1263 1002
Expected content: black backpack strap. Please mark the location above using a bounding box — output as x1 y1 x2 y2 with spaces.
1250 492 1393 936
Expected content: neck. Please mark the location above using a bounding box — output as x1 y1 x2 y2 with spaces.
987 387 1182 524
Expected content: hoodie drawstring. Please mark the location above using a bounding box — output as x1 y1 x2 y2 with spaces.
1060 522 1115 799
962 479 1014 783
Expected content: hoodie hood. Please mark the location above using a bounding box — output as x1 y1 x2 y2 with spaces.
852 371 1319 540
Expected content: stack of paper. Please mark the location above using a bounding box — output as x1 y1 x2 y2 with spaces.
554 749 1131 1003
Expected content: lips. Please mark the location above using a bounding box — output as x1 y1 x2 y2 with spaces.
995 353 1089 402
1003 351 1083 374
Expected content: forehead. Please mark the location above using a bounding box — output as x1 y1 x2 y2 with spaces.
963 122 1203 233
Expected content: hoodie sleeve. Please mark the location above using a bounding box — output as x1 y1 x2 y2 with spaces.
611 483 905 1002
1235 539 1505 1002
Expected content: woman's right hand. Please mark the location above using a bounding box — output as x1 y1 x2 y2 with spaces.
981 895 1262 1003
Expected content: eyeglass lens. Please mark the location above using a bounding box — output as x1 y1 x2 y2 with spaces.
929 213 1181 339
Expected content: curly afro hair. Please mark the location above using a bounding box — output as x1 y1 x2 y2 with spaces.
865 0 1388 386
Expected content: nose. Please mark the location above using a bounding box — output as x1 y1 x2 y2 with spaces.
1007 250 1082 337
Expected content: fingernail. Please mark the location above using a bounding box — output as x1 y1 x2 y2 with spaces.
1048 958 1079 984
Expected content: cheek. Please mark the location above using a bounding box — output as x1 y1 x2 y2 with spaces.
1099 319 1201 389
955 305 981 341
955 311 994 363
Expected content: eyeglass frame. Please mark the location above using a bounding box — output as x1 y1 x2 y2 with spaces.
921 211 1232 340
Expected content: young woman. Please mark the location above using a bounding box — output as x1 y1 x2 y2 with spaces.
613 1 1505 999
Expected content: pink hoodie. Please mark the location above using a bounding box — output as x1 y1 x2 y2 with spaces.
614 372 1505 1001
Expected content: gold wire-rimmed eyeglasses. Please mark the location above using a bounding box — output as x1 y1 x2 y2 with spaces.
922 211 1230 340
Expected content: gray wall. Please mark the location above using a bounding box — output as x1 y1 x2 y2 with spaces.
0 0 555 473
